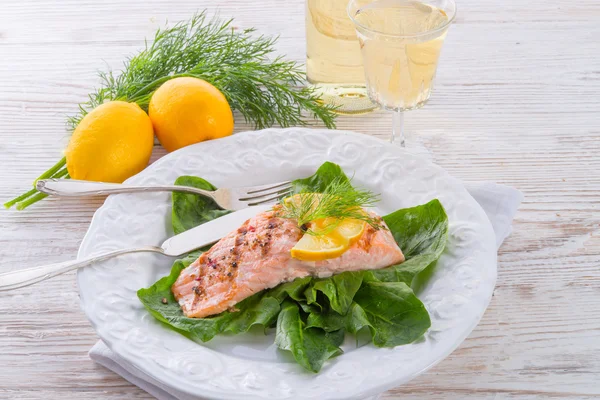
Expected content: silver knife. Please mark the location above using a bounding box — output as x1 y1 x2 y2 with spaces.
0 205 272 292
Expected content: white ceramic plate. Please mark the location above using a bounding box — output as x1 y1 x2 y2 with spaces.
77 128 497 400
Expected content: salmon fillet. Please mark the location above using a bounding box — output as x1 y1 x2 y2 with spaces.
172 208 405 318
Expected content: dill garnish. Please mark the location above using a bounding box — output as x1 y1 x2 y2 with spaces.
5 11 338 210
277 178 381 235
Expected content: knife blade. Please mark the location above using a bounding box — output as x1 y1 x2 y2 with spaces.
160 204 273 256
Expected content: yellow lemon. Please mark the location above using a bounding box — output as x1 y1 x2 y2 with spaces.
148 77 234 152
65 101 154 183
290 217 365 261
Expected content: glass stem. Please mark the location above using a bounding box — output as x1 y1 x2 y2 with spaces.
392 109 405 147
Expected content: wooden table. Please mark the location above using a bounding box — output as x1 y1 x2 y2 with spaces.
1 0 599 399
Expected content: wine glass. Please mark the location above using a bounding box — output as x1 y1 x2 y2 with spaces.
347 0 456 146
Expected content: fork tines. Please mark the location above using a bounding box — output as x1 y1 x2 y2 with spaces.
238 181 292 206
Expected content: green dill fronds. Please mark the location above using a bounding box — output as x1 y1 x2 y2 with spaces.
67 12 337 131
278 178 381 235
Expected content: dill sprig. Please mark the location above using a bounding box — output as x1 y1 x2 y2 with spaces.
6 11 338 210
278 178 381 235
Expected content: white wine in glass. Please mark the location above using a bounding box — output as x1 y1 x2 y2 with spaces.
306 0 379 115
348 0 456 145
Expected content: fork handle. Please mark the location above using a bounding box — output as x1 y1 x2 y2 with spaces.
0 246 163 292
36 178 215 198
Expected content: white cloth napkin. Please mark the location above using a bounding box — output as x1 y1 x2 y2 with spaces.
89 182 523 400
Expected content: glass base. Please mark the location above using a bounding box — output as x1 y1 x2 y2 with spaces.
309 84 379 115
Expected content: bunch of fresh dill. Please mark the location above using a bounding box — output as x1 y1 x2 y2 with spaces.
5 11 337 210
68 12 337 130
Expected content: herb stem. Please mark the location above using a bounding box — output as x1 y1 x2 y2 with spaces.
4 187 38 209
15 167 69 210
15 192 48 211
35 157 66 182
4 158 68 209
51 166 70 179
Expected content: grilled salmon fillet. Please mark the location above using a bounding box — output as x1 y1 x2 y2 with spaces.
172 208 404 318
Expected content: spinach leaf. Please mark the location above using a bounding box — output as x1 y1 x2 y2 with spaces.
292 161 350 193
306 308 347 332
304 271 364 315
344 302 372 334
275 301 344 373
172 176 231 234
373 199 448 286
352 281 431 347
307 300 374 334
306 280 430 347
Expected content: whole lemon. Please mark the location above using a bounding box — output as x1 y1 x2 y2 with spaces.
65 101 154 183
148 77 234 152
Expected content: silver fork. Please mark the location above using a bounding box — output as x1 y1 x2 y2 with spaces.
36 179 293 210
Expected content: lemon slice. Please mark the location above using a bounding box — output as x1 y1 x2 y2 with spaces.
334 218 366 244
290 218 366 261
291 229 349 261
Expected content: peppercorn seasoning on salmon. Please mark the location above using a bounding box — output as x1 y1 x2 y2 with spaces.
171 208 405 318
